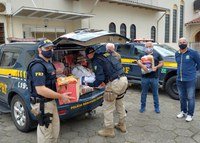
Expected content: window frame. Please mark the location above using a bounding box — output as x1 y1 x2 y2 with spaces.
120 23 127 37
0 48 20 67
109 22 116 33
130 24 136 40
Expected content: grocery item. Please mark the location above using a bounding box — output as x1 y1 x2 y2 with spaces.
141 55 154 74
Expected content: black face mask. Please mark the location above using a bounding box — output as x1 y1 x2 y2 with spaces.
41 50 53 59
179 44 187 49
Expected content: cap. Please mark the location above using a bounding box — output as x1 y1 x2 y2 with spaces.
38 39 54 48
85 47 95 55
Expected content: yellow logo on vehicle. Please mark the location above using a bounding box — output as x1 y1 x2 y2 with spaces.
0 83 7 94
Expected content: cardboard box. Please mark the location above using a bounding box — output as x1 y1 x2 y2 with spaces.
56 79 80 105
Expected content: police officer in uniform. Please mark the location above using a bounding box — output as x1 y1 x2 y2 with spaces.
27 39 72 143
84 46 128 137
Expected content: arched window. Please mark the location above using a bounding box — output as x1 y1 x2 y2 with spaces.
109 22 116 33
165 11 170 43
151 26 156 42
120 23 126 37
172 5 177 43
179 1 184 38
130 24 136 40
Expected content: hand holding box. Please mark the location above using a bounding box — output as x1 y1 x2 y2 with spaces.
56 77 80 105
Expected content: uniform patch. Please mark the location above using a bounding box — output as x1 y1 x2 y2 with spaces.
103 53 110 57
94 66 97 71
35 72 44 76
186 55 190 60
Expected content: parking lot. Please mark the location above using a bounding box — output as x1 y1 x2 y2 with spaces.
0 85 200 143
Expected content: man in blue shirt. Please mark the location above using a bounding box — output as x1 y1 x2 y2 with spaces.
176 37 200 122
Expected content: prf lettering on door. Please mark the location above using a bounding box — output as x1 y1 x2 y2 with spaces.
123 67 130 74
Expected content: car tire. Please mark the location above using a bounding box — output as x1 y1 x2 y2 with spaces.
11 95 35 132
165 76 179 100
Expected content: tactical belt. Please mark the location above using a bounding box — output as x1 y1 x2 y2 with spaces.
110 73 125 82
30 97 53 104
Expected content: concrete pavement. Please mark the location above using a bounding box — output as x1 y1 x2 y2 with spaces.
0 85 200 143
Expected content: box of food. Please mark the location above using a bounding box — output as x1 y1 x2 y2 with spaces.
56 76 80 105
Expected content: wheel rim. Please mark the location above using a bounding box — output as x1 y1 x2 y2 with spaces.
13 101 26 127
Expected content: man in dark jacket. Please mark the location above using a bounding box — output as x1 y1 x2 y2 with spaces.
83 46 128 137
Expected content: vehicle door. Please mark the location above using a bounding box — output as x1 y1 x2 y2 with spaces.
130 44 146 80
0 46 20 102
116 44 135 79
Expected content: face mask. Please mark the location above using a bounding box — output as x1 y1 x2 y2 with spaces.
145 48 153 53
179 44 187 49
41 50 53 58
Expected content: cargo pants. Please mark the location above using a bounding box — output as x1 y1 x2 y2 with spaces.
103 76 128 128
31 100 60 143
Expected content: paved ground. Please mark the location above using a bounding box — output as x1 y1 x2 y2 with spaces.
1 85 200 143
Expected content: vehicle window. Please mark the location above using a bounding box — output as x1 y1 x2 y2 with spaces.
133 45 145 56
117 44 131 56
0 51 19 67
25 50 38 67
159 44 177 53
153 45 175 57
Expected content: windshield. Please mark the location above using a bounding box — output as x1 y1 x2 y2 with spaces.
153 44 176 57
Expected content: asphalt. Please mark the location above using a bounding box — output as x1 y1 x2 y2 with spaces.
0 85 200 143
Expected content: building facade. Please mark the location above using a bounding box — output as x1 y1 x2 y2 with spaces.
0 0 200 49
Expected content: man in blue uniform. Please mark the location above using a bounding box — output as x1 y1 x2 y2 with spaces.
83 46 128 137
137 42 163 113
176 37 200 122
27 39 72 143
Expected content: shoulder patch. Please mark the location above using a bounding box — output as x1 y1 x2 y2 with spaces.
103 52 110 57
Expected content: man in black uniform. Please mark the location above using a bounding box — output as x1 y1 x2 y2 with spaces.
27 39 72 143
83 47 128 137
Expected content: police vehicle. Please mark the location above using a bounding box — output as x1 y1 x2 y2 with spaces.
116 42 200 100
0 29 128 132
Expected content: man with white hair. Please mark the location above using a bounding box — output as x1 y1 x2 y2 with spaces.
106 43 121 62
137 42 163 113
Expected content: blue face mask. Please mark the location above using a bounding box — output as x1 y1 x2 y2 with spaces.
179 44 187 49
145 48 153 53
41 50 53 58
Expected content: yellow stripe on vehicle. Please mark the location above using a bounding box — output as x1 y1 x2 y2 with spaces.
163 62 177 68
121 58 177 68
0 68 26 78
121 58 137 63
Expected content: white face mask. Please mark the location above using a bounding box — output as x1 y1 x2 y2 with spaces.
145 48 153 53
